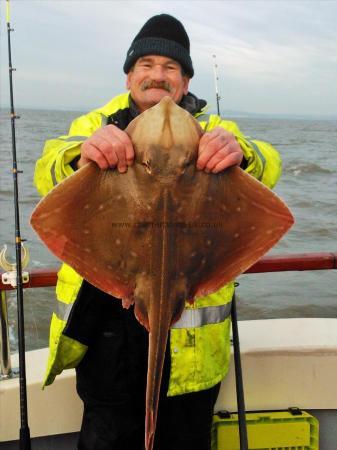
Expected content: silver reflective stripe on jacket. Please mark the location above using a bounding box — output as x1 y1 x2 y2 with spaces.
50 136 88 186
55 299 73 322
55 298 231 329
58 135 89 142
50 160 58 187
171 302 232 329
247 140 266 180
196 113 210 123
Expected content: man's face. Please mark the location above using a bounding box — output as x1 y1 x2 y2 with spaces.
126 55 190 111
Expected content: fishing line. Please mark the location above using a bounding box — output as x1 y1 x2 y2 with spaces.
5 0 32 448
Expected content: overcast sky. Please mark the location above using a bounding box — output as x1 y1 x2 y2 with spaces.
1 0 337 116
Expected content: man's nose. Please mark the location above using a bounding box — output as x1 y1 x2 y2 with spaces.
150 64 166 80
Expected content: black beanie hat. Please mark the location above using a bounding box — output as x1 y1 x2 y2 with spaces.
123 14 194 77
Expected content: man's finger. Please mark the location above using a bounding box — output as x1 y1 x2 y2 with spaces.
102 126 134 169
197 136 224 169
110 139 127 173
83 142 110 170
198 132 219 156
204 148 228 171
211 153 243 173
117 132 135 166
105 125 134 166
92 136 119 168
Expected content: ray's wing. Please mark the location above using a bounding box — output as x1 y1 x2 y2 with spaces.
30 162 157 300
171 165 294 299
31 97 294 450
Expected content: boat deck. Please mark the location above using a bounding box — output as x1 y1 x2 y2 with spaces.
1 318 337 448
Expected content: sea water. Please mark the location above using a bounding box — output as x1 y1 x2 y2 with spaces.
0 109 336 352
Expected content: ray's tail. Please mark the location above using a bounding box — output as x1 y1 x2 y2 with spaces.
143 187 181 450
145 311 171 450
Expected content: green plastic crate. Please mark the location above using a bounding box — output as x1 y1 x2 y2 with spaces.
212 410 319 450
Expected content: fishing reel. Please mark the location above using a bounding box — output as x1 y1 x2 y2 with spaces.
0 244 30 287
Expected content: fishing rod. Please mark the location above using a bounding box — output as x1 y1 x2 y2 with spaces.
231 290 249 450
212 54 221 115
5 0 31 448
212 52 248 449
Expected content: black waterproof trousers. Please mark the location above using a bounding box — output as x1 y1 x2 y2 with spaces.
71 285 220 450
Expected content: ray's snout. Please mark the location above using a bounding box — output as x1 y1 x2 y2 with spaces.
128 97 203 179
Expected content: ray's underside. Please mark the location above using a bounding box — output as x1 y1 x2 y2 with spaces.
31 97 294 450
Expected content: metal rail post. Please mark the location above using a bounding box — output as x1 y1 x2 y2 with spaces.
0 290 12 378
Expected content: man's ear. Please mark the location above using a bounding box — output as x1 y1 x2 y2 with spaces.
126 73 131 90
183 77 190 95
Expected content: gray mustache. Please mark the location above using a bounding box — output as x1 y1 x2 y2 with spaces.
141 80 172 92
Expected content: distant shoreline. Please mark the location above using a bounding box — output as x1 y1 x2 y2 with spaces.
0 107 336 121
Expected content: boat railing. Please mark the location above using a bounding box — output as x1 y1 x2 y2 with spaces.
0 251 336 379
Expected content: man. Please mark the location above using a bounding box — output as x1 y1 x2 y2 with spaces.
34 14 281 450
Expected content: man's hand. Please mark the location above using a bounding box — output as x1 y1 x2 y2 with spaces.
197 127 243 173
78 125 134 172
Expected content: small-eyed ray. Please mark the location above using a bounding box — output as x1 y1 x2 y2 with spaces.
31 96 294 450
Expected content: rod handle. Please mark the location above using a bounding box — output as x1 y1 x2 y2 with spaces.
19 426 31 450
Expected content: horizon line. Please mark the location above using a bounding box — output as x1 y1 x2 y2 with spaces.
0 105 336 121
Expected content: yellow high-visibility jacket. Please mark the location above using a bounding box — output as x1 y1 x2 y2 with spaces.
34 92 281 396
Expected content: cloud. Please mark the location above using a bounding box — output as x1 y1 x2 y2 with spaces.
1 0 336 115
